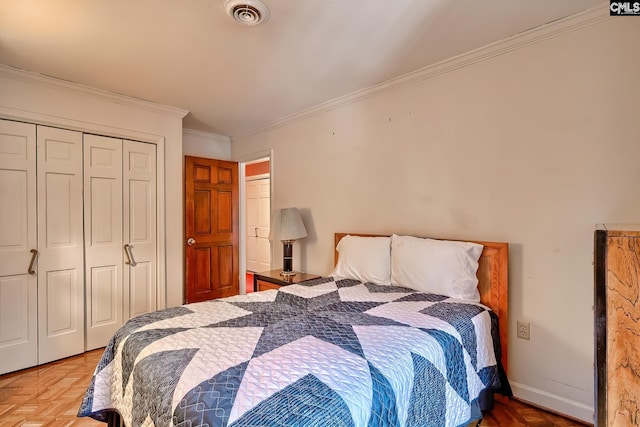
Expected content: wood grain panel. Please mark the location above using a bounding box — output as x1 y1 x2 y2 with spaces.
334 232 509 373
193 165 210 182
218 167 232 184
195 247 212 294
194 190 212 235
217 245 233 290
606 232 640 427
257 280 281 291
217 191 232 233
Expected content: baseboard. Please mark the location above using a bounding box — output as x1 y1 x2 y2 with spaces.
509 381 594 424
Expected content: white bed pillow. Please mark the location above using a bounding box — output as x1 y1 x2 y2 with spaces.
331 235 391 285
390 234 483 301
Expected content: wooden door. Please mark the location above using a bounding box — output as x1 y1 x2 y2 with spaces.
36 126 85 364
83 134 123 350
123 140 157 319
0 120 38 375
246 178 270 272
185 156 239 303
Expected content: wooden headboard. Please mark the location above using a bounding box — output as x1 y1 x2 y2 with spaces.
334 233 509 373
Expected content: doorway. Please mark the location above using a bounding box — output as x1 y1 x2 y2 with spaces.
244 158 271 293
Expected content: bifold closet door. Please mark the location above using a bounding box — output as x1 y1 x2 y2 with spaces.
84 135 157 350
36 126 85 364
123 140 157 319
84 134 124 350
0 121 84 373
0 120 37 374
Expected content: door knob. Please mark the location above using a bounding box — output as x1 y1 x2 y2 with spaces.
187 238 196 246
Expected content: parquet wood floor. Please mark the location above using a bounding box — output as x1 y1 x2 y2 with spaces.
0 349 591 427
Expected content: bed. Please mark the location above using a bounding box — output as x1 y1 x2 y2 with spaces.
78 233 511 427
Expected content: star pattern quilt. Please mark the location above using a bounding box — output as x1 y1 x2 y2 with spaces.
78 277 509 427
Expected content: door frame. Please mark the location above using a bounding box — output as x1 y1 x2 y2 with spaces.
238 151 273 295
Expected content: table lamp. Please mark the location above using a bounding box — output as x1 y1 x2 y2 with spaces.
269 207 308 277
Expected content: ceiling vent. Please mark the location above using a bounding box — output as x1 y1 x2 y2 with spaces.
225 0 270 26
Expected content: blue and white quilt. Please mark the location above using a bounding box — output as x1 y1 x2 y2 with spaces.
78 277 508 427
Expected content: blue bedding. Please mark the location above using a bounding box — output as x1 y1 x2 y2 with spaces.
78 277 509 427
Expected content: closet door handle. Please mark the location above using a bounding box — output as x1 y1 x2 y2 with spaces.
255 227 258 237
28 249 38 275
124 244 137 266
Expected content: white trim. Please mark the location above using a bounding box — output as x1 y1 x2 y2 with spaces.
268 149 274 270
245 156 270 166
246 173 270 181
156 137 167 310
233 3 609 139
0 64 189 118
183 128 231 142
510 381 594 423
239 162 247 295
234 149 273 164
0 106 166 144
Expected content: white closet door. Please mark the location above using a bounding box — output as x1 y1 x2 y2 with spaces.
246 177 270 272
36 126 85 364
246 180 259 272
0 120 37 375
123 140 156 319
257 179 271 272
84 134 123 350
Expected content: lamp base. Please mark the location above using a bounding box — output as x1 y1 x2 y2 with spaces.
281 240 295 278
280 270 296 278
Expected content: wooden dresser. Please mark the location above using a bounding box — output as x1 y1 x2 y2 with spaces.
595 225 640 426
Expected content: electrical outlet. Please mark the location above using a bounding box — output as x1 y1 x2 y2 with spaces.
517 321 530 340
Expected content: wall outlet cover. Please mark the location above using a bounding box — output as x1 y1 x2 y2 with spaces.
517 321 531 340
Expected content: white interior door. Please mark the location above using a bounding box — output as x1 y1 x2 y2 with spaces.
36 126 85 364
84 134 123 350
257 179 271 271
0 120 37 375
246 180 259 272
246 178 270 273
123 140 157 319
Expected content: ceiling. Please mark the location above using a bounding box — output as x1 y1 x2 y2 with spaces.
0 0 603 137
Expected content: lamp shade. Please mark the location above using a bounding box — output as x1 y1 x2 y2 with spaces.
269 207 308 241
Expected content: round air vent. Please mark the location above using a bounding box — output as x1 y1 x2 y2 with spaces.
225 0 270 26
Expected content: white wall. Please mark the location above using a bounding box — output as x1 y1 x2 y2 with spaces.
231 16 640 421
183 128 231 160
0 65 187 309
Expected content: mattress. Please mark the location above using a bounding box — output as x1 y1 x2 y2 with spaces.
78 277 509 427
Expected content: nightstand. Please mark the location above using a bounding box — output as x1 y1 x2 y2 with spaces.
253 270 321 292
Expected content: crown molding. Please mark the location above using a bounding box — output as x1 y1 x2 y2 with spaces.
0 64 189 118
234 2 609 140
183 128 231 142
